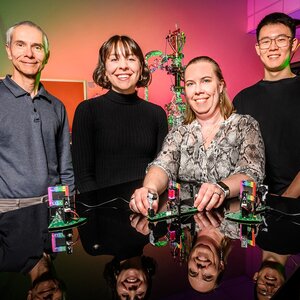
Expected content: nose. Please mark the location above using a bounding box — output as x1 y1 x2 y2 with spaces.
124 280 139 290
197 262 208 269
118 57 129 69
194 83 203 94
269 39 279 50
265 280 276 288
24 46 34 57
127 284 138 291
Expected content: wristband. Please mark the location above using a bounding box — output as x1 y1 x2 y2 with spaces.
216 181 230 198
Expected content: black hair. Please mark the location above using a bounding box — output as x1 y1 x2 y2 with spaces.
256 12 296 40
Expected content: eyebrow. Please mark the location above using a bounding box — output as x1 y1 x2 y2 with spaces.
32 42 43 47
13 40 44 47
185 76 212 82
13 39 25 44
259 34 290 40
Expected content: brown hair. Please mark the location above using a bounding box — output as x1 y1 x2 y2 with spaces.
93 35 151 89
183 56 234 125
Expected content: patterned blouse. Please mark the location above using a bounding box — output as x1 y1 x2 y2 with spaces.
150 113 265 187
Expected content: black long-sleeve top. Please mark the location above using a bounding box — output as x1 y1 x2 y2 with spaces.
72 89 168 192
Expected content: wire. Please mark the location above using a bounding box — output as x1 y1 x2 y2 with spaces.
76 197 129 208
291 221 300 226
266 206 300 216
69 209 80 218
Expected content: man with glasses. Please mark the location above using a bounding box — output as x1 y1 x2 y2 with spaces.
253 252 287 300
233 12 300 199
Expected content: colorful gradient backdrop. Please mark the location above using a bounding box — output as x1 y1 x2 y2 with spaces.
1 0 299 109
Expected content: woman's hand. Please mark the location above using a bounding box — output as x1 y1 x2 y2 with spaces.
129 187 159 216
129 213 150 235
194 210 223 229
194 182 225 211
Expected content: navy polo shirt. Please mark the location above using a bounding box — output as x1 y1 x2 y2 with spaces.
0 75 74 198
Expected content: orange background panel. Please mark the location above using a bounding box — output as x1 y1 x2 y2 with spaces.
41 79 87 130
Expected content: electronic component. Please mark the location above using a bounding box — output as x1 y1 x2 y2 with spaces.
148 205 197 222
51 230 73 254
240 224 257 248
147 192 158 218
48 186 87 254
224 180 267 248
148 181 197 222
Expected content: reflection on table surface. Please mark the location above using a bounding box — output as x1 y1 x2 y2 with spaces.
0 180 300 300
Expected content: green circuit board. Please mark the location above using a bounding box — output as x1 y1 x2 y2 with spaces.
148 206 198 222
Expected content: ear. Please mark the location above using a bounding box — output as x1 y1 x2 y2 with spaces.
255 43 261 57
27 290 33 300
253 272 259 281
219 80 224 94
291 38 299 52
5 44 12 60
219 260 225 271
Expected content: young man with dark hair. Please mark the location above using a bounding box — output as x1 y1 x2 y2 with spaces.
233 12 300 198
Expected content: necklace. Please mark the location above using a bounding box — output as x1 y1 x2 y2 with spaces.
201 117 223 145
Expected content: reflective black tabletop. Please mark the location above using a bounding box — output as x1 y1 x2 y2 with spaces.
1 180 300 300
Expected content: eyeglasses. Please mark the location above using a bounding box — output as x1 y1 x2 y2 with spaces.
257 34 292 50
256 281 280 298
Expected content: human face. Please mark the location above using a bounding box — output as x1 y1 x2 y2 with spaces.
184 61 224 121
253 265 285 300
105 44 142 94
188 236 223 292
255 23 298 77
116 268 148 300
6 24 48 81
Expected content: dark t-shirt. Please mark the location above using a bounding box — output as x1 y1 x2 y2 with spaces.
256 194 300 254
233 76 300 195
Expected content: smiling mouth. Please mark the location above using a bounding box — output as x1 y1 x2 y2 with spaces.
268 54 280 59
117 74 131 79
196 255 209 262
22 62 37 65
265 275 277 281
125 277 140 283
